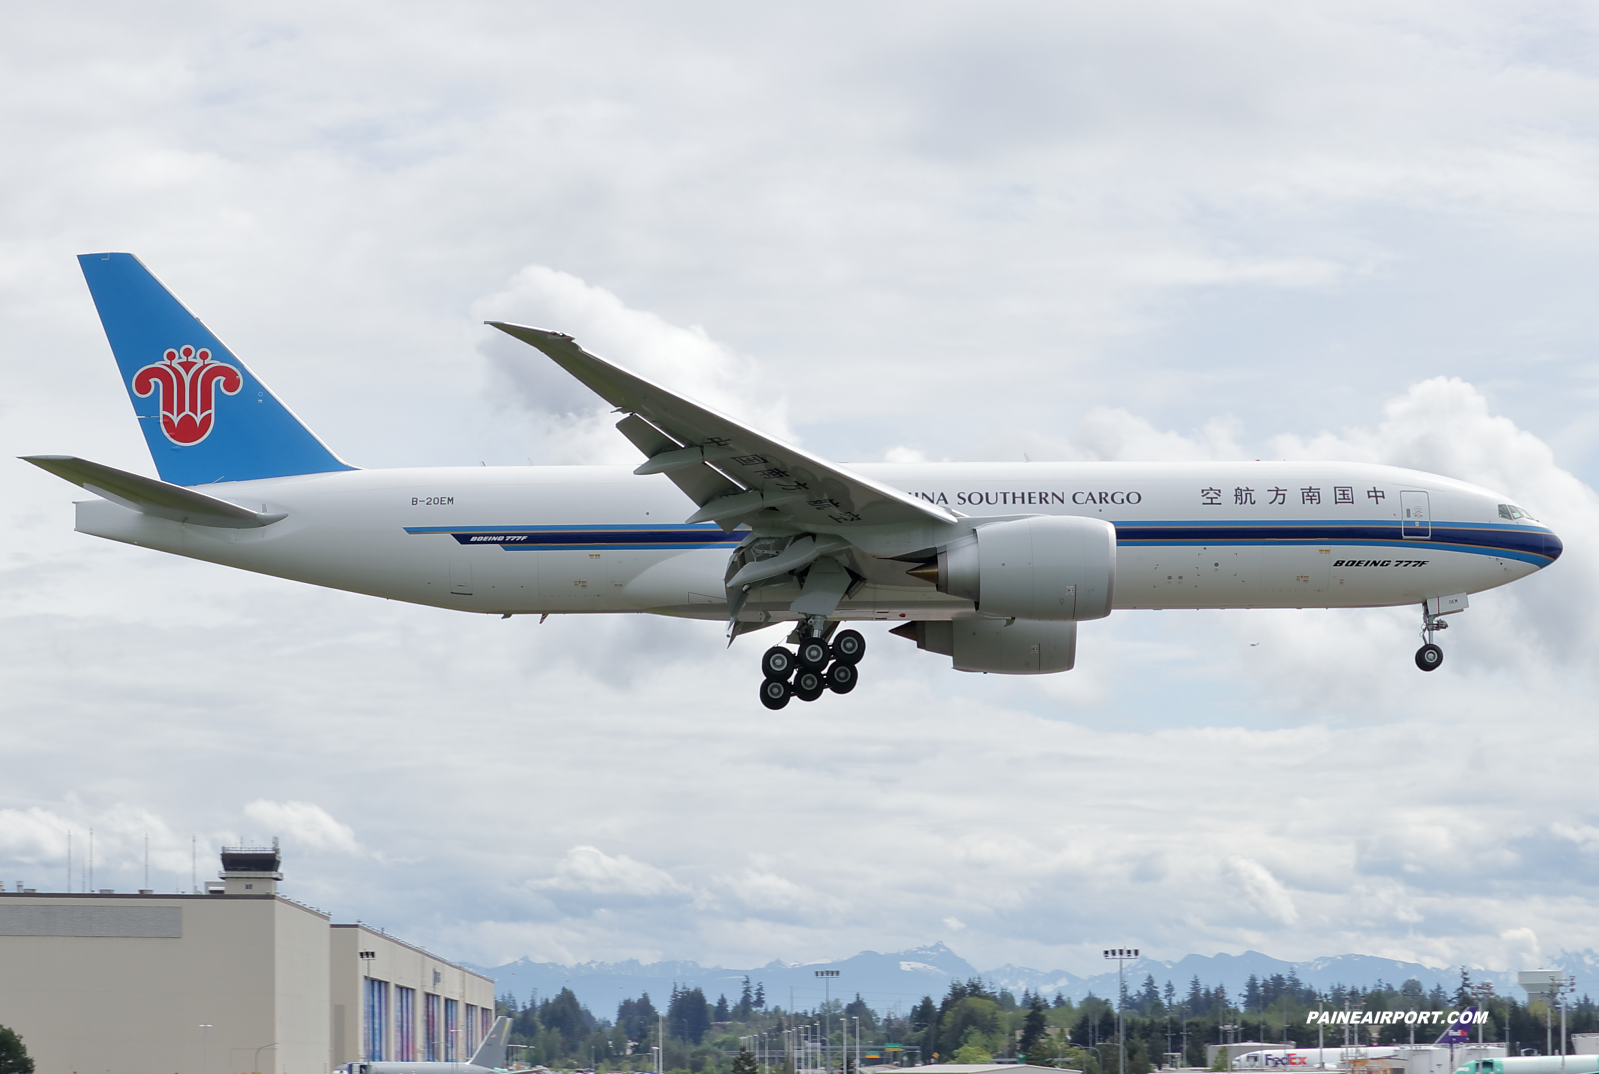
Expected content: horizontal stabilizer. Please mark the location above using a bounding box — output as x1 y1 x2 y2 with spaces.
21 455 286 529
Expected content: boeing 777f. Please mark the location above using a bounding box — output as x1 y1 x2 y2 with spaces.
25 254 1563 708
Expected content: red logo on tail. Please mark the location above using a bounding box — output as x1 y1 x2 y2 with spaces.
132 345 242 446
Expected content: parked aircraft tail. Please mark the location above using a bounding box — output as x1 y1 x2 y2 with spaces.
77 253 353 486
1436 1006 1480 1046
470 1016 511 1069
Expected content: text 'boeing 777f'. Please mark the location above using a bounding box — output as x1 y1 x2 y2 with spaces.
25 255 1564 708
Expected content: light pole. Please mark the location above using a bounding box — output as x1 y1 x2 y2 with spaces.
1315 997 1324 1068
199 1024 214 1074
1551 975 1576 1072
1218 1024 1240 1073
817 970 840 1074
1467 982 1495 1048
1104 949 1138 1074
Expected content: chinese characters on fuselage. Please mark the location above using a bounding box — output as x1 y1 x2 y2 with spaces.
1202 486 1386 507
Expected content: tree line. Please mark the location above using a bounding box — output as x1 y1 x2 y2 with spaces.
497 969 1599 1074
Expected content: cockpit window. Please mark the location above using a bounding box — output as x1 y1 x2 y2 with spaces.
1498 504 1536 521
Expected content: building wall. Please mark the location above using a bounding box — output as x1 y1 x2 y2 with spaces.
274 899 335 1074
327 925 493 1068
0 894 488 1074
0 893 326 1074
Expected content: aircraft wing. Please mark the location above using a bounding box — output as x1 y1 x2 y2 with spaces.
488 322 954 532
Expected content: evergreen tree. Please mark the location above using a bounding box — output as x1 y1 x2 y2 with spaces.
667 985 711 1044
1138 975 1161 1014
846 995 879 1032
1188 977 1205 1011
732 1049 759 1074
539 987 597 1050
912 996 939 1060
0 1027 32 1074
1244 975 1262 1013
1164 982 1177 1009
1019 995 1049 1057
715 995 731 1022
736 977 755 1020
617 994 659 1044
1267 974 1287 1007
510 995 540 1048
754 982 766 1009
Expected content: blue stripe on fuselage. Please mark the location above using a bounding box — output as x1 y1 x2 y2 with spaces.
1113 519 1560 566
403 520 1559 566
403 523 746 551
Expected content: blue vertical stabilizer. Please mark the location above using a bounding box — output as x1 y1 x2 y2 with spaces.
78 253 354 485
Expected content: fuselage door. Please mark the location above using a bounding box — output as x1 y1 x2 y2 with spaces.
1400 490 1431 539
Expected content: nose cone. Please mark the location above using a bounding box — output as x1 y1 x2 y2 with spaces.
1541 527 1564 565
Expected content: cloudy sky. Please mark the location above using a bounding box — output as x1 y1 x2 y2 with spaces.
4 2 1599 987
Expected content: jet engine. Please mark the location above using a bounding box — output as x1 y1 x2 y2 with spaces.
913 514 1117 620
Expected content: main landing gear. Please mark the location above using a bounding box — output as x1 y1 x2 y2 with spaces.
1415 605 1449 672
759 619 866 710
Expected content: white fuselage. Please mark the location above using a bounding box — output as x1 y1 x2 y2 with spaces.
73 461 1560 622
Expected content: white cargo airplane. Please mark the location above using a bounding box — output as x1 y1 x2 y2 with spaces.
336 1014 510 1074
25 254 1564 708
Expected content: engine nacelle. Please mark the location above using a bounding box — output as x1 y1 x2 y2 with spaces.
934 514 1116 621
892 617 1078 674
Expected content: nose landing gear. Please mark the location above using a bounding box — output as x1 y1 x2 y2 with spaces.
1415 604 1450 672
756 619 866 709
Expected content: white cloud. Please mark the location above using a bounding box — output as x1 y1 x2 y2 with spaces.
472 265 794 465
242 800 360 856
1222 857 1301 927
0 807 70 862
533 846 685 898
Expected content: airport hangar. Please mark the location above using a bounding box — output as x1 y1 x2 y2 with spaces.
0 845 493 1074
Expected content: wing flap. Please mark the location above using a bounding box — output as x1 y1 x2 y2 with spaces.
488 322 953 532
22 455 286 529
614 413 742 511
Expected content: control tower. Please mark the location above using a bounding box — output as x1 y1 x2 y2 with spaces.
219 837 284 894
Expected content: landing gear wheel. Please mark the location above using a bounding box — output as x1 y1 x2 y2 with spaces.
1415 643 1443 672
797 638 830 670
831 629 865 665
826 661 858 694
759 677 792 710
793 668 826 702
761 646 796 681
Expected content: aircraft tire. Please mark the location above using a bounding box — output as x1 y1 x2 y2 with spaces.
793 668 826 702
760 677 793 710
761 646 796 681
1415 643 1443 672
797 638 830 669
826 661 857 694
831 629 866 665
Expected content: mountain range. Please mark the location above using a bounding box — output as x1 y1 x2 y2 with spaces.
465 944 1599 1018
